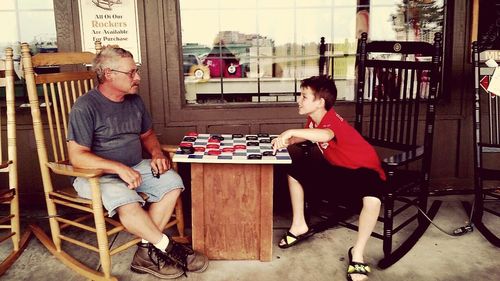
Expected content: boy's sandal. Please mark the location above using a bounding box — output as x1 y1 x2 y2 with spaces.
346 261 371 281
278 230 314 249
346 247 371 281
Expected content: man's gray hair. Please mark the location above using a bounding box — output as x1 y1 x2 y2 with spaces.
92 46 134 83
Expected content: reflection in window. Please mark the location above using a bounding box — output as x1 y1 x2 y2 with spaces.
0 0 57 59
179 0 445 104
0 0 56 100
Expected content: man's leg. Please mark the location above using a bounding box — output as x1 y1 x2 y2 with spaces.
74 175 186 278
131 161 184 244
121 201 187 279
148 188 181 231
349 196 381 281
131 163 208 273
117 202 168 244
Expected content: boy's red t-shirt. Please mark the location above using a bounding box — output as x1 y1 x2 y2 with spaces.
306 109 386 181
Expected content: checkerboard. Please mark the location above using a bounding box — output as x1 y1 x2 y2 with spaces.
172 133 292 164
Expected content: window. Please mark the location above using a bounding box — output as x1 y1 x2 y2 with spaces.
0 0 57 98
0 0 57 58
180 0 445 104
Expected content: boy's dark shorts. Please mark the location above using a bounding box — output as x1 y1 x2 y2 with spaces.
287 142 385 209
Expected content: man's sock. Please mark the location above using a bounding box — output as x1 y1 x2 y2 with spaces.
153 234 170 252
141 239 148 244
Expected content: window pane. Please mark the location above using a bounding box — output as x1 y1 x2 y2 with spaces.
219 11 257 41
0 0 16 10
181 10 218 49
181 0 219 10
333 6 357 42
370 3 399 40
180 0 446 104
18 0 54 10
220 0 256 9
259 0 295 9
19 11 57 53
296 0 334 7
0 12 19 50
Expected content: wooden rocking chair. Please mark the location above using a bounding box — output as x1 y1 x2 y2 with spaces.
0 48 32 276
21 43 187 280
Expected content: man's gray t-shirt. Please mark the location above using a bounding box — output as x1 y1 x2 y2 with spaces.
67 88 152 167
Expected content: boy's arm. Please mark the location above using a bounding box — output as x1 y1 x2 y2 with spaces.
272 128 334 152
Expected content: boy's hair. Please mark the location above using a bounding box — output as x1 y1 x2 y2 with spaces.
92 46 134 83
300 75 337 110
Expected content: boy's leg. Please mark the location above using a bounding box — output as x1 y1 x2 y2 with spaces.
288 175 309 235
279 175 310 247
352 196 381 263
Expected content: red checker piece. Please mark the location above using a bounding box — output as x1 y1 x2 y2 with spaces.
207 149 221 155
208 138 220 143
187 132 198 136
194 146 206 152
222 147 235 153
179 142 193 147
206 143 220 149
234 144 246 150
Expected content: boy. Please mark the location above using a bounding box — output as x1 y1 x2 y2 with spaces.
272 75 385 281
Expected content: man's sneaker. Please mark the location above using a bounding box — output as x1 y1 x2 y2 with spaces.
130 243 184 279
163 241 209 273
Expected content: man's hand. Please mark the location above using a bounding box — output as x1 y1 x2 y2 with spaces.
150 153 170 177
117 165 143 189
140 129 171 177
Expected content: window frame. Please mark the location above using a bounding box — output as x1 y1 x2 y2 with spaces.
175 0 450 108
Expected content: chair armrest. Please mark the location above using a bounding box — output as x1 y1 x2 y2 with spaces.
46 161 104 178
161 144 178 154
478 142 500 153
382 146 424 167
0 160 13 169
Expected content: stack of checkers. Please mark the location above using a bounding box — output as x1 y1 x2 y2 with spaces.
173 133 291 164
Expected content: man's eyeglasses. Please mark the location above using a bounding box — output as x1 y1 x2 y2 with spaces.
110 68 140 78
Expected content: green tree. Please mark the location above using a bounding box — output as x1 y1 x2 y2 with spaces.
390 0 444 41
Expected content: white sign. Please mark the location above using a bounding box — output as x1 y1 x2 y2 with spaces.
78 0 141 63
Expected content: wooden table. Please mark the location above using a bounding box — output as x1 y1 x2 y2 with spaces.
172 133 291 261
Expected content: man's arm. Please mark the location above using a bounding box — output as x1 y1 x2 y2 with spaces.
68 140 142 189
140 129 170 175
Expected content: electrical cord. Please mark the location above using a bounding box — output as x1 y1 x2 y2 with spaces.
396 196 474 237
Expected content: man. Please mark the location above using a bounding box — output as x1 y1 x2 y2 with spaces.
67 46 208 279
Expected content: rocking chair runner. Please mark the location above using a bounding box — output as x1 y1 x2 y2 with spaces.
21 43 187 280
468 42 500 247
0 48 32 276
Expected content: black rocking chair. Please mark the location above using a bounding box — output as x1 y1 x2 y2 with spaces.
467 42 500 247
309 32 444 268
335 32 444 269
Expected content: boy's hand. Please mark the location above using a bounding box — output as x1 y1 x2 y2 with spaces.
272 130 293 154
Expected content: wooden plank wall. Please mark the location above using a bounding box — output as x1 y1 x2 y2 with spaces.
4 0 474 207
